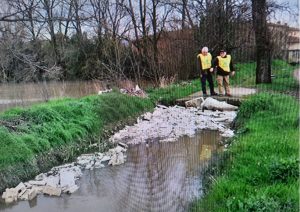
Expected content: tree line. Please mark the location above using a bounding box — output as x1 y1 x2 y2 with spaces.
0 0 293 85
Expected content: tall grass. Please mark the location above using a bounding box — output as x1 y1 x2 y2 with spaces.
0 93 153 191
190 93 299 211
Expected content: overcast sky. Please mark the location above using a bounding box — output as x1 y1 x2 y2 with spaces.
271 0 299 27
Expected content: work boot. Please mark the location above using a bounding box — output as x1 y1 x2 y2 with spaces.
210 92 218 96
226 93 232 97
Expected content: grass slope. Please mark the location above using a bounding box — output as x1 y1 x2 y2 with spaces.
190 60 299 211
0 93 153 192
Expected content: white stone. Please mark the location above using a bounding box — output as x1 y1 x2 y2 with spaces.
28 188 37 200
2 188 18 203
109 105 236 145
100 155 111 162
45 176 60 188
185 97 204 108
85 164 92 170
59 171 76 189
15 182 26 194
221 130 235 138
24 182 33 189
43 186 62 196
32 186 44 194
64 185 79 194
115 146 126 153
71 166 83 178
201 97 238 111
17 188 27 199
108 152 125 166
28 180 46 186
19 190 29 201
35 173 46 181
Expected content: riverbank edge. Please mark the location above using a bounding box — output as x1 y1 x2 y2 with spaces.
0 94 155 193
0 114 148 194
190 93 299 211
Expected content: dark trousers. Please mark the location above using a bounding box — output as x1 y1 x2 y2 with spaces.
201 71 215 95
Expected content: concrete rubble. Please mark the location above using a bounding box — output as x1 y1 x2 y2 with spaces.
200 97 238 111
110 104 236 144
185 97 238 111
2 101 237 205
1 144 127 204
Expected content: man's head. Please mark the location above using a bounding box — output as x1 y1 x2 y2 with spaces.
201 47 209 55
219 49 226 57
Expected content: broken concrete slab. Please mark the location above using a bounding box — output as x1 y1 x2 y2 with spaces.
35 173 47 181
28 180 46 186
2 188 18 203
43 186 62 196
45 176 60 188
64 185 79 194
19 190 29 201
28 188 37 201
15 182 26 195
185 97 203 108
201 97 238 111
59 171 76 189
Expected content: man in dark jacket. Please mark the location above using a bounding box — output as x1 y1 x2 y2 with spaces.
213 49 235 96
196 47 217 97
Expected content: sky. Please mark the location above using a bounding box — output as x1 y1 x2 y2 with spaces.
271 0 299 27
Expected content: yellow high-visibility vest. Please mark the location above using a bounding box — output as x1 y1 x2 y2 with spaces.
217 55 231 72
198 53 212 69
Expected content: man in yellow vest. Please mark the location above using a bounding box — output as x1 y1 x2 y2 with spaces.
213 49 235 97
197 47 217 97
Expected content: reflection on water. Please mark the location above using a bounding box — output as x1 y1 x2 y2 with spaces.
0 80 154 113
0 81 107 112
0 130 222 212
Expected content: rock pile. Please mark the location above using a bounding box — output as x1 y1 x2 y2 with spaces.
110 105 236 144
1 144 127 204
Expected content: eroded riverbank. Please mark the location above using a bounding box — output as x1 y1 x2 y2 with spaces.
1 131 224 212
1 104 236 211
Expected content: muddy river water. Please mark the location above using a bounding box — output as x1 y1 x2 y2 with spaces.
0 130 222 212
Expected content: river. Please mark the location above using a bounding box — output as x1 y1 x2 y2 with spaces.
0 81 103 112
0 130 222 212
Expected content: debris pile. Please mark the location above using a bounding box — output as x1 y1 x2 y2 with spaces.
110 105 236 144
120 85 148 98
1 143 127 204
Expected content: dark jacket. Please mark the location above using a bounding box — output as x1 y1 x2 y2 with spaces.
213 55 235 76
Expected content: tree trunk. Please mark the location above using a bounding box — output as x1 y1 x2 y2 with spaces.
252 0 272 83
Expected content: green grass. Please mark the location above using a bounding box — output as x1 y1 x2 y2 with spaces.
231 61 256 87
0 59 298 197
231 60 298 92
258 60 298 92
190 93 299 211
0 93 154 168
146 59 298 104
147 80 201 105
0 92 154 191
